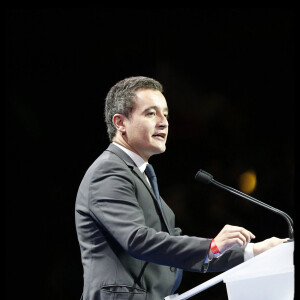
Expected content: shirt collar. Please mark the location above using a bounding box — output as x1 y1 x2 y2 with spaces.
112 142 148 173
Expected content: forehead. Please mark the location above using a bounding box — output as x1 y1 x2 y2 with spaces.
134 89 168 111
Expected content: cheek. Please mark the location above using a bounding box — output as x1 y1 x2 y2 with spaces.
135 123 152 137
126 119 153 141
129 125 149 141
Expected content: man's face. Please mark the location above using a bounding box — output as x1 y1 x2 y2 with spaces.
123 89 169 161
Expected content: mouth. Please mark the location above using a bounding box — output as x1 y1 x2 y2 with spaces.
152 133 166 140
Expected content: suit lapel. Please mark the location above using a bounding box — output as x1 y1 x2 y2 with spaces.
131 166 171 234
105 143 171 233
132 166 157 200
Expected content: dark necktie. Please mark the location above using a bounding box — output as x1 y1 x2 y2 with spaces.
145 163 183 293
145 163 163 211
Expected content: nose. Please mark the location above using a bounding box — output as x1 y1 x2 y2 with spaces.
158 114 169 128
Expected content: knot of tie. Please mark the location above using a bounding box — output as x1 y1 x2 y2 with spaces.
145 163 156 180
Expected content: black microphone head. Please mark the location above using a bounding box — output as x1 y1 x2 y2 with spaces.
195 169 213 184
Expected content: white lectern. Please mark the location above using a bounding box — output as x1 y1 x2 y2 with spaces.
165 241 294 300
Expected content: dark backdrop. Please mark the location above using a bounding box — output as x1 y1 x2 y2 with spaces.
6 8 294 300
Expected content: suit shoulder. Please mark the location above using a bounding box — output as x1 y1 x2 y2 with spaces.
94 149 129 169
86 150 133 181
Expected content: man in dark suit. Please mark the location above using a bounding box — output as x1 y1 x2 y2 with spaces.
75 76 287 300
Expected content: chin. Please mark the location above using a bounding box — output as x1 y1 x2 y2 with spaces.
154 145 166 155
146 142 167 158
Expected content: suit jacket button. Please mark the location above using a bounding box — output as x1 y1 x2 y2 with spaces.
170 267 176 272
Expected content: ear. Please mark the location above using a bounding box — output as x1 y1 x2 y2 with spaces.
112 114 126 135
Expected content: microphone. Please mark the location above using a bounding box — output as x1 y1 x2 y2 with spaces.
195 169 294 240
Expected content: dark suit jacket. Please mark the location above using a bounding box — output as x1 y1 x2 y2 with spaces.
75 143 245 300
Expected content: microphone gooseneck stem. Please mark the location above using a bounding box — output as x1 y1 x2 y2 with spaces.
211 178 294 239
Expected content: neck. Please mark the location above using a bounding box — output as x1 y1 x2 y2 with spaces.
112 135 149 162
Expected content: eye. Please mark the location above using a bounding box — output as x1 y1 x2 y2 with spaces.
146 111 156 117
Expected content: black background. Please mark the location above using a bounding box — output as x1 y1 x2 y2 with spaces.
6 8 295 300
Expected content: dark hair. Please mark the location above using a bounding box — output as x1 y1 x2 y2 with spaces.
104 76 163 141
